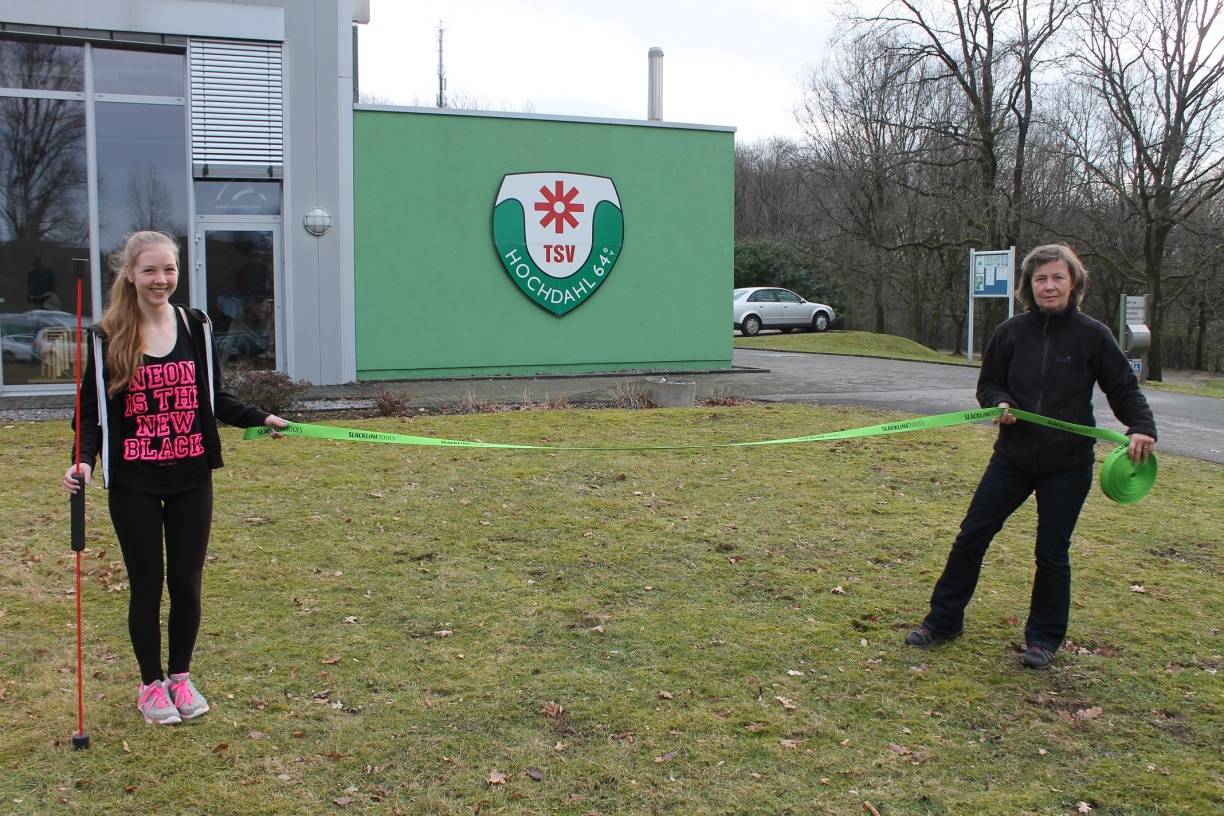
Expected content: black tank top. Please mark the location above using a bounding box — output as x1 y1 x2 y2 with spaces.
115 319 209 494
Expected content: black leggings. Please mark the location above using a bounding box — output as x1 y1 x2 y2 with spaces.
108 479 213 685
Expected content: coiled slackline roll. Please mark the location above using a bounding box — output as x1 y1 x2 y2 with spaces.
1099 445 1158 505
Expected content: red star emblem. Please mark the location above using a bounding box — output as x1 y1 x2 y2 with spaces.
534 180 584 234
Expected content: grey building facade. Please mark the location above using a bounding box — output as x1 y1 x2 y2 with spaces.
0 0 358 394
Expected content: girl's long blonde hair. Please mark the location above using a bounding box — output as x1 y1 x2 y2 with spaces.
98 231 181 398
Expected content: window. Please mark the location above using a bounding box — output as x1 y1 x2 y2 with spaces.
747 290 776 303
774 289 802 303
0 39 83 92
94 47 185 97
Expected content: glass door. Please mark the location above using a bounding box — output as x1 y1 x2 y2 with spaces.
198 225 281 371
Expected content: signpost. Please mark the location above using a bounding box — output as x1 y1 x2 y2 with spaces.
1118 294 1151 382
967 247 1015 364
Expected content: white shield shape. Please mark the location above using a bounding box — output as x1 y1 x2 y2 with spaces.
492 172 624 315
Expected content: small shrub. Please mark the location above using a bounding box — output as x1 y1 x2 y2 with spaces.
459 389 496 414
607 381 655 409
223 363 310 415
544 392 570 410
702 387 753 407
374 388 413 417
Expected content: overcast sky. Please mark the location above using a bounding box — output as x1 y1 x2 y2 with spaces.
355 0 840 143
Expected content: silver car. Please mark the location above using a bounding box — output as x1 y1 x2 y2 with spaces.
733 287 835 336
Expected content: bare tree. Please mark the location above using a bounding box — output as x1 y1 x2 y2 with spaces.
1061 0 1224 379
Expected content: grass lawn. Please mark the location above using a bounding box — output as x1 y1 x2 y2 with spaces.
1145 378 1224 400
735 331 971 366
2 405 1220 815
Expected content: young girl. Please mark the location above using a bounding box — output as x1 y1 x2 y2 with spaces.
63 231 288 725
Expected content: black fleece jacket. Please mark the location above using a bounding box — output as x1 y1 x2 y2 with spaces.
976 304 1157 474
71 307 269 487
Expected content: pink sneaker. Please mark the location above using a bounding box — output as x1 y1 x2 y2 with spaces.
166 672 210 719
137 680 181 725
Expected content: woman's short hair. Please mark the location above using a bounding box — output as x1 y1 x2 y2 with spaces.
1016 244 1088 310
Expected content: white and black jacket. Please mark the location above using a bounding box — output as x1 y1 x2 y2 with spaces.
71 306 270 487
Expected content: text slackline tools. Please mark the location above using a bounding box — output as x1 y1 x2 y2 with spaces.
244 407 1157 505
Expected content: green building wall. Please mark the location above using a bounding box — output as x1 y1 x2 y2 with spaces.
352 109 734 379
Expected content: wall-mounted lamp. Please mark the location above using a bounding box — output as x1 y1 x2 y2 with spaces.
304 207 332 236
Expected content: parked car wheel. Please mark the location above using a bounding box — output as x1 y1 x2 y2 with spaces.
741 315 762 336
811 312 830 333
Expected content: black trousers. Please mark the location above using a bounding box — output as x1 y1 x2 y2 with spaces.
108 479 213 685
922 454 1093 651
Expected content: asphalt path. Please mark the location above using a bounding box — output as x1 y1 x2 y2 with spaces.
731 348 1223 465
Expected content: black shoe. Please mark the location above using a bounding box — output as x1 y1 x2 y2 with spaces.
1020 644 1055 670
904 624 962 648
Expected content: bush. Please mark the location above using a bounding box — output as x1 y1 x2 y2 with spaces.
223 363 310 415
374 388 413 417
607 381 655 409
459 390 496 414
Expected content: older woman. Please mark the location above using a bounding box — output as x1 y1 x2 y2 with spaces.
906 244 1156 669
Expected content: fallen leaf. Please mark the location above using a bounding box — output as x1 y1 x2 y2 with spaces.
657 691 673 700
541 701 564 718
1076 802 1093 814
212 742 229 753
774 696 797 711
888 743 912 756
1074 706 1103 720
831 586 847 595
433 629 454 637
333 796 352 807
653 751 678 764
525 767 544 781
779 738 805 749
292 730 306 738
122 740 130 753
488 770 508 785
864 802 882 816
322 656 341 665
343 615 358 624
1129 584 1146 593
786 669 804 676
745 722 765 732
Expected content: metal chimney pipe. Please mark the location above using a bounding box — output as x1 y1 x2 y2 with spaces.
648 47 663 121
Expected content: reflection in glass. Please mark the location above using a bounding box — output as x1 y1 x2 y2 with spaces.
93 47 185 97
95 101 189 303
195 181 281 216
206 230 276 370
0 37 83 92
0 95 89 385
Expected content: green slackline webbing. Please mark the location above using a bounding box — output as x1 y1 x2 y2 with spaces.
243 407 1156 504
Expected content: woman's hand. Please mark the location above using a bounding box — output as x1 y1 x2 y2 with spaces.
264 414 290 439
1128 433 1156 464
995 402 1017 425
63 463 92 494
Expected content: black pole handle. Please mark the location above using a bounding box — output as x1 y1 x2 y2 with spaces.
72 258 89 279
70 474 86 552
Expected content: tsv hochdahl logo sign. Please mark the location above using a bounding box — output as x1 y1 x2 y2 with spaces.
492 172 624 315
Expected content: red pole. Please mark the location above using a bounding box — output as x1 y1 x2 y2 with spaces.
70 260 89 750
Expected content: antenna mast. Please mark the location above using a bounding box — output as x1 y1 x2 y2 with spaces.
436 21 446 108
